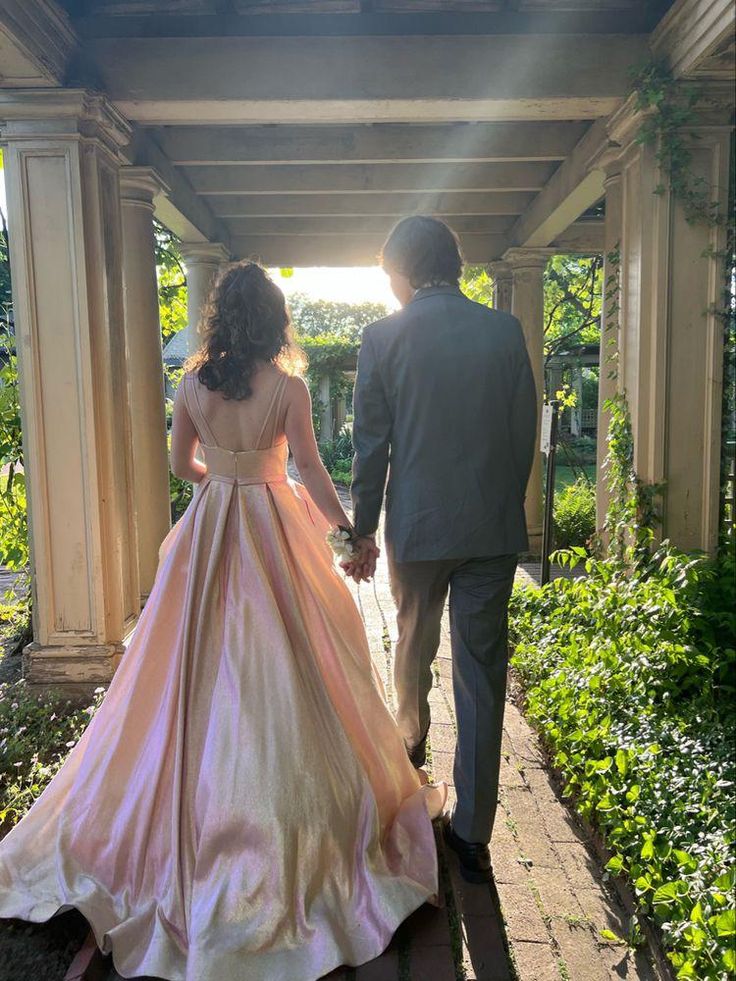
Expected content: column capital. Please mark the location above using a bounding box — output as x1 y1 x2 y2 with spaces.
487 260 512 280
603 164 623 188
503 248 554 271
120 166 170 210
488 261 513 312
180 241 231 266
0 89 131 157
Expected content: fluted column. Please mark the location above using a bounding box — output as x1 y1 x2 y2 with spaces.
595 166 623 540
488 260 512 312
180 242 230 356
506 249 551 551
1 90 139 688
120 167 172 600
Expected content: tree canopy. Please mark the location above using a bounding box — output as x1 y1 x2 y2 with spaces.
287 293 389 342
462 255 603 363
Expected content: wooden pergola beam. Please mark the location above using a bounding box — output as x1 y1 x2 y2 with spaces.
223 214 515 236
125 127 232 248
508 119 609 249
185 161 558 196
230 232 509 266
84 34 649 124
152 122 589 165
652 0 735 78
207 191 536 218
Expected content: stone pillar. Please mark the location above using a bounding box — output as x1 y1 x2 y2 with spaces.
120 167 172 600
570 366 584 437
335 391 347 433
1 91 139 688
595 166 623 538
317 372 333 446
488 260 512 312
548 365 564 402
180 242 230 356
611 106 731 553
506 249 550 552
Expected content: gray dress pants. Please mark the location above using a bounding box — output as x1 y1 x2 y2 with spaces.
387 551 518 844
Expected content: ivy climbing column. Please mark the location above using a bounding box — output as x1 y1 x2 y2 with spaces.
595 164 623 539
603 92 732 552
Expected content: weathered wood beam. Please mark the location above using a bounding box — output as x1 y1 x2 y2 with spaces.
207 191 535 217
124 128 231 247
0 0 77 87
153 122 589 165
652 0 735 79
184 161 558 195
84 34 649 124
223 214 515 236
73 7 671 38
230 231 508 265
508 119 609 249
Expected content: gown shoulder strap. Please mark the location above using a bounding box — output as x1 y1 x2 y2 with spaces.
256 373 289 449
183 373 219 447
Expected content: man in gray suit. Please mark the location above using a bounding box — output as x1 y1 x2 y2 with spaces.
348 216 537 883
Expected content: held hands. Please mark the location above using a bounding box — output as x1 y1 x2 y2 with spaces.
340 535 380 584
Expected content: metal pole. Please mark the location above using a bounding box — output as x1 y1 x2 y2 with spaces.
541 400 560 586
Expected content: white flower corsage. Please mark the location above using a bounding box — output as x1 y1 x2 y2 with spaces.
326 525 358 562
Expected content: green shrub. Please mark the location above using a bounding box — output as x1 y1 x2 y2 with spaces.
330 464 352 487
0 681 104 829
0 327 28 574
169 461 193 523
510 545 736 980
320 427 353 474
553 476 596 550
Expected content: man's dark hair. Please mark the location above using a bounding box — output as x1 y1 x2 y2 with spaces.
380 216 463 289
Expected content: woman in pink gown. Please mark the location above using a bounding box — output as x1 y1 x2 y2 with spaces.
0 262 445 980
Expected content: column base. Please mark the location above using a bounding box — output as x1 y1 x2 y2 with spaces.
23 641 124 694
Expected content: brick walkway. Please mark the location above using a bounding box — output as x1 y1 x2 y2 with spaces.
327 555 657 981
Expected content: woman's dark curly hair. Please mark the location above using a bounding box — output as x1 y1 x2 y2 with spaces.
186 261 305 400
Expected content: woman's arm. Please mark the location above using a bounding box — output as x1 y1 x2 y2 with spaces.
284 376 352 529
170 381 207 483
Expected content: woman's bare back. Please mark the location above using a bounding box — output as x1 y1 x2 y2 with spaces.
188 363 289 452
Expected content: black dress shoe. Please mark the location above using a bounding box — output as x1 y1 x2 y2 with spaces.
443 818 493 884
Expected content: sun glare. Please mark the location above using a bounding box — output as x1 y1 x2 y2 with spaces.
270 266 399 310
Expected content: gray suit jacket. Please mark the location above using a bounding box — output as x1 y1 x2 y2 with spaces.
351 286 537 562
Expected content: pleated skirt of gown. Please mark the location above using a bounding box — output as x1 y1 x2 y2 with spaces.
0 472 445 980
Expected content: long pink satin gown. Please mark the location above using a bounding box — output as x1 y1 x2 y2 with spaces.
0 370 445 981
